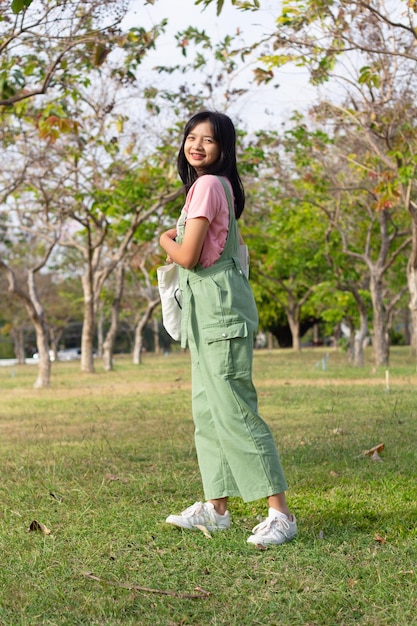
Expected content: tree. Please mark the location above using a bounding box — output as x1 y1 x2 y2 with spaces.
0 0 171 385
0 0 134 107
0 243 56 387
201 0 417 356
284 116 411 365
237 128 333 349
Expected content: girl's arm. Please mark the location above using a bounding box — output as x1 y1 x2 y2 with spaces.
160 217 210 270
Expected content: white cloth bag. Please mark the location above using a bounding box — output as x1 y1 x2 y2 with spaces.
157 263 182 341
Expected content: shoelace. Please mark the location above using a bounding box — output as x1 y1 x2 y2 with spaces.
252 515 290 536
182 501 206 517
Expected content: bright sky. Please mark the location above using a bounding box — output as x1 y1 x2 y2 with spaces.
125 0 317 132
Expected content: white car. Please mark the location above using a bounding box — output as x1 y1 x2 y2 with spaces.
32 348 82 361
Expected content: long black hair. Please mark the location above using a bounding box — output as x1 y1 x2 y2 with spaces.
177 110 245 219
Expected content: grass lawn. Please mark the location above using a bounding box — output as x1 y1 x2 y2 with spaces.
0 347 416 625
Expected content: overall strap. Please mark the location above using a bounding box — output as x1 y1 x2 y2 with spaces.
216 176 239 261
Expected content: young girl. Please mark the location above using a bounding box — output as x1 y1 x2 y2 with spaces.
159 111 297 547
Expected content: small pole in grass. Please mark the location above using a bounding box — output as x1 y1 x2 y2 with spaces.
385 369 390 392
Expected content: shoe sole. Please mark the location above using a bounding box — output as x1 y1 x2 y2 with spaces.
165 518 229 531
247 534 297 546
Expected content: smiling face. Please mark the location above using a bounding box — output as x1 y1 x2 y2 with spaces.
184 120 221 175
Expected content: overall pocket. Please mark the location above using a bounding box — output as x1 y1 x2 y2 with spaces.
201 320 250 378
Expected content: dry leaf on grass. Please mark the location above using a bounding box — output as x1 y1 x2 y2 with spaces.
363 443 384 457
105 474 128 483
49 492 63 502
371 450 383 462
27 520 51 535
374 533 387 544
193 524 212 539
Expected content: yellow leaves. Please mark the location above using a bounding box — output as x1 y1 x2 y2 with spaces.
260 54 295 67
252 67 274 85
92 43 112 67
37 115 79 142
277 1 303 26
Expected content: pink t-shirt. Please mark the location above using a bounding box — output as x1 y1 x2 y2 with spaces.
181 175 232 268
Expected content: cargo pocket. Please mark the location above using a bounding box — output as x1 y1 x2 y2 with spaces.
201 320 249 377
203 321 248 344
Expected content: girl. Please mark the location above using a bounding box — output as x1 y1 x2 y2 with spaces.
159 111 297 547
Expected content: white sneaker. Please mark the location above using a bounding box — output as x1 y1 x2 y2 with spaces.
166 501 230 531
247 509 297 546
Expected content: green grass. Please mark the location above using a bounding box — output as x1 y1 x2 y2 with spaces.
0 347 416 625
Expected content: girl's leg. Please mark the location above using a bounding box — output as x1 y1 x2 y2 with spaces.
268 492 291 517
208 497 228 515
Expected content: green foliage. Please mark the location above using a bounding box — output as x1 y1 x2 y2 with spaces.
0 332 14 358
195 0 260 14
358 65 382 88
10 0 32 14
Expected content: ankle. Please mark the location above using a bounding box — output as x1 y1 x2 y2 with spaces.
208 500 228 516
269 506 291 519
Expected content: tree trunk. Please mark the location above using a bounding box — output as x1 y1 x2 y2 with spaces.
1 261 52 387
407 218 417 357
403 308 411 346
312 322 320 346
344 318 355 364
27 270 51 387
132 299 160 365
81 272 95 373
102 264 124 372
49 327 64 361
349 287 369 367
33 319 51 388
353 310 368 367
152 316 160 355
286 308 301 351
285 295 301 351
97 301 104 359
369 272 389 366
11 326 26 364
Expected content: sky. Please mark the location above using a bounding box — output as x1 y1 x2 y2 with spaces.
124 0 317 132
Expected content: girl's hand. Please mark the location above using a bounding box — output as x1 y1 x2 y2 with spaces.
160 218 209 270
160 229 177 264
161 228 177 242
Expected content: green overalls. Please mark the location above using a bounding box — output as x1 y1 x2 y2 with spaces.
177 177 288 502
